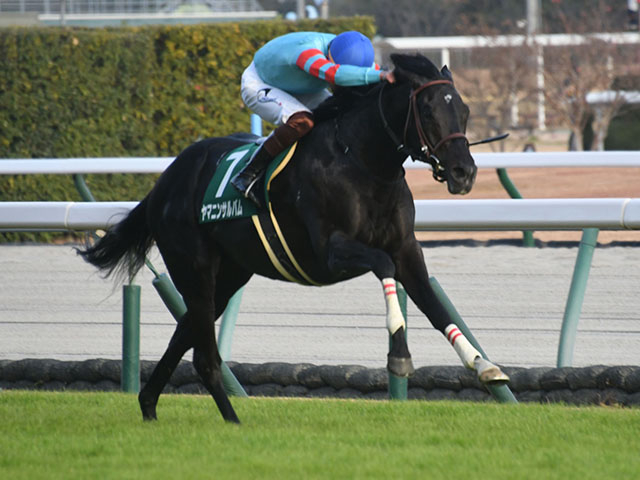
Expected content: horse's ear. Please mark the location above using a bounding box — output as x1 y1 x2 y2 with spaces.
390 53 422 85
391 53 444 86
440 65 453 83
390 66 415 85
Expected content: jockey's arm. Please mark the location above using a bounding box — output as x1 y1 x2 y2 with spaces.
295 48 389 87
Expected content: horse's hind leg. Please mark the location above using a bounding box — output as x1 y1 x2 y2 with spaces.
187 298 240 424
190 261 252 424
139 313 195 420
137 246 206 420
145 253 247 423
191 331 238 423
139 239 246 422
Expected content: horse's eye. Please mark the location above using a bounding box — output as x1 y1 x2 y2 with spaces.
421 103 432 116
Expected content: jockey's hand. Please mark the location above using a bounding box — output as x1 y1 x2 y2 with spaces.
381 70 396 84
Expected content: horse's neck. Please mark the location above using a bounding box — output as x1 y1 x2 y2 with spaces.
337 88 410 181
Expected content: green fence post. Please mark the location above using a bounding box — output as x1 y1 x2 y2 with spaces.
556 228 599 367
75 173 141 393
122 283 141 393
388 283 408 400
429 277 518 404
73 174 96 202
496 168 535 247
219 288 244 361
151 272 189 321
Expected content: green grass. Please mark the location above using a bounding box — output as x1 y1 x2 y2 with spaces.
1 391 639 480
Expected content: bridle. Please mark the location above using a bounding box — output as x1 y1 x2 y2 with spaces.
378 79 468 183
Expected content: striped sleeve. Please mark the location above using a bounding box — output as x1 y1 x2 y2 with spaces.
295 48 339 83
295 48 383 86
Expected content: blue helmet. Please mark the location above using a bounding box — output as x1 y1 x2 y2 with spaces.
329 31 375 67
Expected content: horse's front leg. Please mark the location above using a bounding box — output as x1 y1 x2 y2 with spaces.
395 241 509 385
326 232 415 377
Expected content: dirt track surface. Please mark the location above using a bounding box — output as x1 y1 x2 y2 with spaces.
406 166 640 244
2 244 638 368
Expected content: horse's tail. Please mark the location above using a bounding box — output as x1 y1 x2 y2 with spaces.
77 196 153 282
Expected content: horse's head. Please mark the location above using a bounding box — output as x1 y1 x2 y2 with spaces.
390 53 476 195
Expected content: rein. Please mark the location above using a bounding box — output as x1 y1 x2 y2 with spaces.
378 80 468 183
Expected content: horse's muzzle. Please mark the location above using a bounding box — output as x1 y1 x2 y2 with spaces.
447 161 477 195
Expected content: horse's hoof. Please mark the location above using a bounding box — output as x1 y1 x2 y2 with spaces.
140 405 157 421
387 355 415 378
474 357 510 385
139 392 158 421
142 413 158 422
479 367 510 385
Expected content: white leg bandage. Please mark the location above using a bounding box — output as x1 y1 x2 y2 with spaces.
382 278 405 335
444 324 482 369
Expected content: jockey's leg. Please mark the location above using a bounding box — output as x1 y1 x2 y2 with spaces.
234 64 316 207
231 111 314 207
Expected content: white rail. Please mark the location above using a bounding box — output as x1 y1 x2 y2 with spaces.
413 198 640 230
1 152 639 231
1 199 639 231
407 151 640 169
2 151 640 174
381 32 640 50
0 201 136 230
0 157 174 174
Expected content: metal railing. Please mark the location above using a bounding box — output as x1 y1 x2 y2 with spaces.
2 198 639 232
0 0 264 14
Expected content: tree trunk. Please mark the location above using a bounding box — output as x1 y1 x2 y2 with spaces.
569 128 583 151
593 125 607 151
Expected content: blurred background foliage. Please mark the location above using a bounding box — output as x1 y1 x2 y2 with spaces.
0 17 374 241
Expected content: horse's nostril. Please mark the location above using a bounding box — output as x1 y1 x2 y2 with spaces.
452 167 466 181
451 165 476 183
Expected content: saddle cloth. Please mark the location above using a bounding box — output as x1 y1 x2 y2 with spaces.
199 140 322 286
200 142 295 224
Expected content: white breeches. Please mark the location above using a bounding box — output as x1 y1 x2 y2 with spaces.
241 62 331 126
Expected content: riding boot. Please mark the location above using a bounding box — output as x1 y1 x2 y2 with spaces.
231 143 273 208
231 111 315 209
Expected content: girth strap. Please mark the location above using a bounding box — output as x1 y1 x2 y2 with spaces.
252 210 321 286
250 142 322 286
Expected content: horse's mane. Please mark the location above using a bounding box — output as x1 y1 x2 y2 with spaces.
312 83 380 123
313 53 442 123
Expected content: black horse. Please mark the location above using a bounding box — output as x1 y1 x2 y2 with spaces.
79 53 508 424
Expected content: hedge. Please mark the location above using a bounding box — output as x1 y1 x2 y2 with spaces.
605 105 640 150
0 17 375 242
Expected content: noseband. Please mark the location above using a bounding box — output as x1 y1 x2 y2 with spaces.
378 79 468 182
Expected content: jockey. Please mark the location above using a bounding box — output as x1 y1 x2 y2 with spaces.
232 30 395 207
